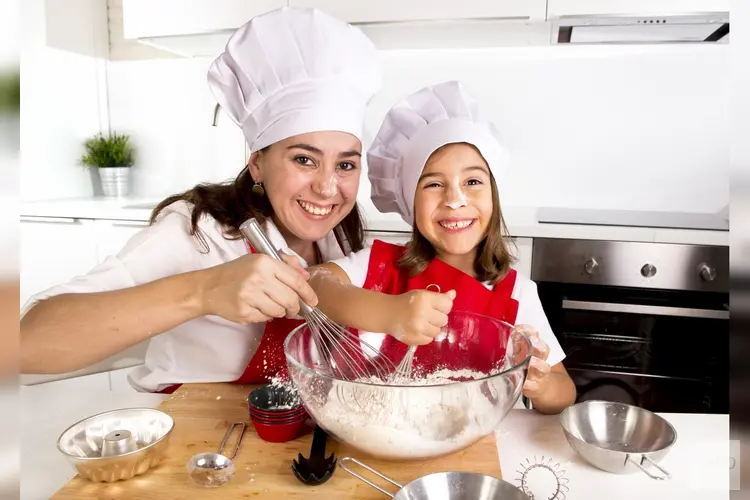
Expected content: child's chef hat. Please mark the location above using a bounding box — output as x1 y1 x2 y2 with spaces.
207 7 381 153
367 81 507 226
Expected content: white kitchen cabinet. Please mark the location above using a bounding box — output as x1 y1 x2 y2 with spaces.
20 217 99 306
117 0 550 55
20 217 153 305
119 0 285 57
288 0 547 23
121 0 285 40
288 0 550 50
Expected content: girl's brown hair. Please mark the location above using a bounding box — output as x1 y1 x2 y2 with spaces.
397 143 517 285
149 153 366 255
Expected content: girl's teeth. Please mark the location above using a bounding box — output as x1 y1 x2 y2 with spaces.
440 220 472 229
299 200 333 216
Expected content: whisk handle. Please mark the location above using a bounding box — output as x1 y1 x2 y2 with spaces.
239 218 282 260
239 218 314 316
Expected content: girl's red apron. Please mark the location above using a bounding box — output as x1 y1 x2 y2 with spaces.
361 239 520 374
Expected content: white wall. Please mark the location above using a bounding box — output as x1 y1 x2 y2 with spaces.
20 0 110 201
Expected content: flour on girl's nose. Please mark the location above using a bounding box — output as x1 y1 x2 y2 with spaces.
446 182 468 209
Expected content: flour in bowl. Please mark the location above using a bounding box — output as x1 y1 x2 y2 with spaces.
310 368 520 460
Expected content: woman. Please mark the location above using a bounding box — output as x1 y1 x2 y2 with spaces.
19 6 382 393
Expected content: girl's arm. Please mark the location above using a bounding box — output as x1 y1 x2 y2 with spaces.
526 362 577 414
307 263 454 345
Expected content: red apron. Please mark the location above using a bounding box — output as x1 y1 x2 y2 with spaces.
361 239 520 374
157 235 345 393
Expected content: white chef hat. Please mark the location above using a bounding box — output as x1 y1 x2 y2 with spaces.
207 7 381 153
367 81 508 226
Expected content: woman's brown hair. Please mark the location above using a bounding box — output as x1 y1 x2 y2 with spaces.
397 143 517 285
149 153 366 255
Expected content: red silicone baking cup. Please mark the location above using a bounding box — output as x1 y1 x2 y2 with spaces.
250 414 311 443
248 404 306 419
248 409 308 425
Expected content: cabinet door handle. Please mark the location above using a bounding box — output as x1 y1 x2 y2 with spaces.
20 216 79 224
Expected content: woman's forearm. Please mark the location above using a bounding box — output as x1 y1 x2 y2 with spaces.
308 264 398 334
20 270 207 374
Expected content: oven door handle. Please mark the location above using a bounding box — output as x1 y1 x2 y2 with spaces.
561 300 730 320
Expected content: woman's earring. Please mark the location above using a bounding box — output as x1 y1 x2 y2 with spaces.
252 182 265 197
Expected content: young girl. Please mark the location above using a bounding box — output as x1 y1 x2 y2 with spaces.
309 81 576 414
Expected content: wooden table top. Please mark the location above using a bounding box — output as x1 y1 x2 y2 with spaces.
52 383 502 499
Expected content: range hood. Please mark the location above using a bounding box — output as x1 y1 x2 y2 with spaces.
552 12 729 44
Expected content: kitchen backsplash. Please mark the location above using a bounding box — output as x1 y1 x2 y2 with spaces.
21 0 730 218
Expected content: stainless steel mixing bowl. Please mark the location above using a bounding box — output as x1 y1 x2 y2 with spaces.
559 400 677 479
284 311 532 461
339 456 530 499
56 407 175 482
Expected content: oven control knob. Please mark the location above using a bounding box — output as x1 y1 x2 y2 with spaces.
641 263 657 278
584 258 598 275
698 262 717 282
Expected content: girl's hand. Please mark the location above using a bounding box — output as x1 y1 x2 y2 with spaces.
515 324 553 399
389 289 456 345
200 252 318 324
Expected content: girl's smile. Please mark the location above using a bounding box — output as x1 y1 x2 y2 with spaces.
436 217 477 232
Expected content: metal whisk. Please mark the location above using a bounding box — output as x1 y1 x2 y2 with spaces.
392 346 417 380
239 218 397 382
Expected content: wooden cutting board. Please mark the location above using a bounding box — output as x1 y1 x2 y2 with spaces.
52 383 502 499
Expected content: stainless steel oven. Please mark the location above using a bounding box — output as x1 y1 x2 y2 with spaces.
531 238 729 414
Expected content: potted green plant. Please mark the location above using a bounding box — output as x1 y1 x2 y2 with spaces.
0 69 20 115
0 70 20 153
80 132 135 197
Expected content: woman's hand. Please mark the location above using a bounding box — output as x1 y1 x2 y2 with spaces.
515 324 553 399
200 252 318 324
389 289 456 345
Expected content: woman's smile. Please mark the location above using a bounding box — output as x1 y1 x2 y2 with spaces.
297 199 336 218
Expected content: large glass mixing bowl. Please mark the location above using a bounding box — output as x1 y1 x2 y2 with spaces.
284 311 532 461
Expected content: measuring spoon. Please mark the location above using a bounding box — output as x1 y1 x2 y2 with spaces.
187 422 246 488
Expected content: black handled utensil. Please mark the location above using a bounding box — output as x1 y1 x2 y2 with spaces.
292 425 336 485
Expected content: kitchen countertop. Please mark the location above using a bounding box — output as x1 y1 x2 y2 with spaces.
496 407 734 499
20 197 729 246
31 379 734 499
